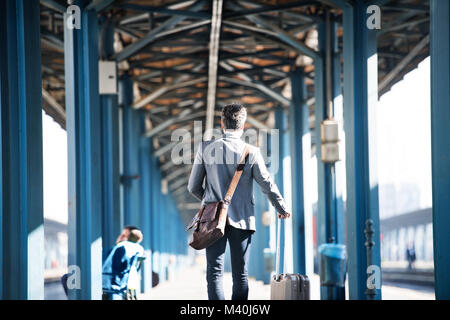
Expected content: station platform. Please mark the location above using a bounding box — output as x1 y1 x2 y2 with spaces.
382 261 435 287
43 260 435 300
141 260 435 300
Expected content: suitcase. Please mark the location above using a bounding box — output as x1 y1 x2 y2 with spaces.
270 218 310 300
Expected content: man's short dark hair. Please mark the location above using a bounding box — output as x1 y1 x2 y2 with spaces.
124 225 143 243
221 103 247 130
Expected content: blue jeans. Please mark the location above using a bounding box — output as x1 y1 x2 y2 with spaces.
206 225 253 300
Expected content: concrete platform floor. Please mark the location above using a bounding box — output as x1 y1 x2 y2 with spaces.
140 263 435 300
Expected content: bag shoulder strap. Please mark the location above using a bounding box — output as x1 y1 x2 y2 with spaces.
224 144 250 204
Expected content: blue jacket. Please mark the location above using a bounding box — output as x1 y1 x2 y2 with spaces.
102 241 144 293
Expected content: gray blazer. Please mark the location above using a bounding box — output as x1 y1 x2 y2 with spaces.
187 130 288 231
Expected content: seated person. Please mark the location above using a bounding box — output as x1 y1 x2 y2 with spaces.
102 226 144 300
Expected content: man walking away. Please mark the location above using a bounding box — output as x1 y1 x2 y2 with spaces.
102 226 144 300
188 103 290 300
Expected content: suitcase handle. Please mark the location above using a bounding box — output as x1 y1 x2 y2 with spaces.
275 217 287 281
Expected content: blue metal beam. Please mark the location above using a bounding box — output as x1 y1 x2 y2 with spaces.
430 0 450 300
371 0 391 7
120 76 141 227
223 1 319 19
149 140 160 280
160 191 168 281
249 130 272 283
315 18 346 300
289 68 314 278
139 118 153 293
315 19 340 249
64 1 103 300
40 0 66 13
150 151 167 282
274 107 288 274
260 135 273 284
113 0 206 62
245 15 320 60
314 53 327 250
249 138 271 284
0 11 3 295
115 3 211 19
86 0 115 12
114 16 185 62
254 172 271 284
0 0 44 300
248 189 259 279
100 93 121 254
343 2 381 300
169 196 178 254
315 0 351 9
332 50 346 252
316 17 345 248
100 22 122 257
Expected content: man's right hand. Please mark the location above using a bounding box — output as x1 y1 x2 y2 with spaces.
278 212 291 219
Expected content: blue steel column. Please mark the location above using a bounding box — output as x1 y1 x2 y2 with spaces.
139 117 153 293
332 41 346 253
161 192 170 280
150 151 166 282
249 178 265 282
100 21 122 254
0 0 44 299
315 19 345 248
160 190 168 281
100 91 121 254
314 43 331 300
274 107 289 273
315 17 346 300
149 139 160 283
150 148 160 282
64 1 103 300
254 180 271 283
249 127 265 281
289 68 314 277
314 31 331 251
343 1 381 300
165 192 175 280
167 195 177 279
120 76 141 226
0 11 3 296
430 0 450 300
258 133 272 284
159 190 166 282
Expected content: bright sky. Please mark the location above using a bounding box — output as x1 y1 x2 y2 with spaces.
41 57 432 224
42 112 68 224
377 57 432 218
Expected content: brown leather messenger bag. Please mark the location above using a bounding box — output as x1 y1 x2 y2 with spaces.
186 145 250 250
